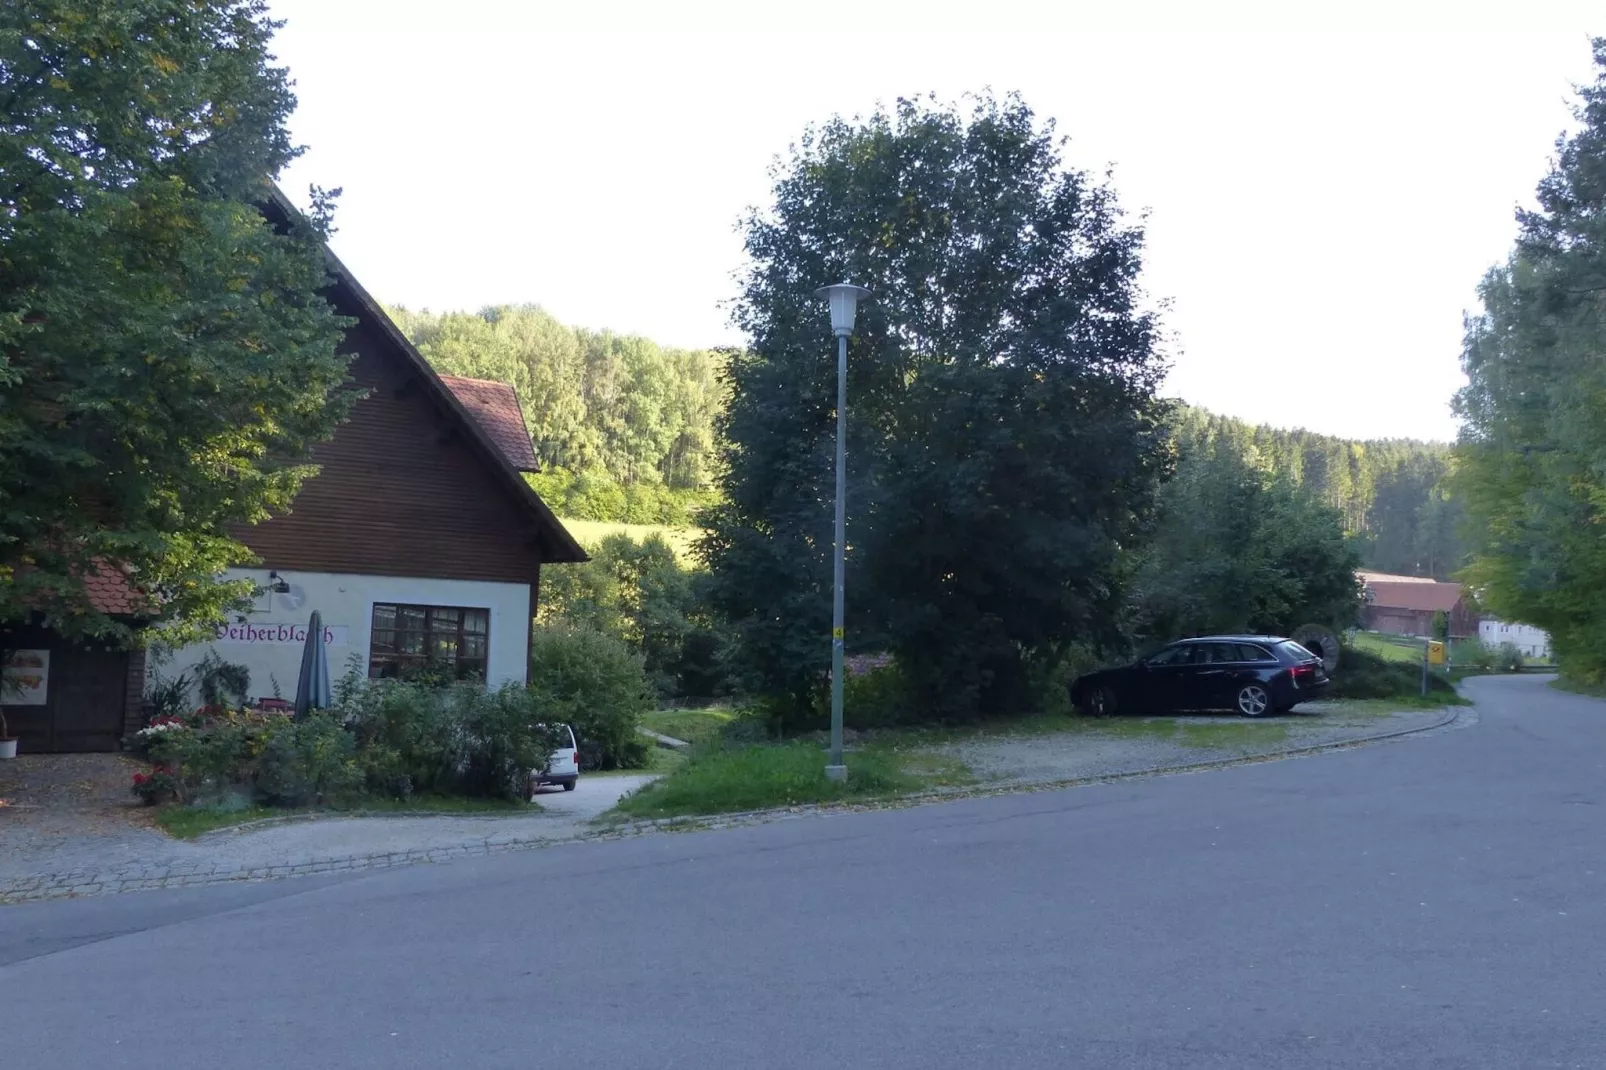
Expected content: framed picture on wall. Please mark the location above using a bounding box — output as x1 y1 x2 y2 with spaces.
2 649 50 706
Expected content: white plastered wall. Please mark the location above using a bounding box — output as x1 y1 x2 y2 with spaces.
158 568 530 701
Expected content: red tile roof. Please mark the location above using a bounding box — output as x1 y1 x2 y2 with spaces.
83 562 146 616
1359 571 1464 613
438 375 540 472
17 559 149 617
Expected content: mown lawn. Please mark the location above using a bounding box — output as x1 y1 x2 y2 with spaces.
154 794 531 839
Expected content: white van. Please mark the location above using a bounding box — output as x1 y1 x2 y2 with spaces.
530 724 579 795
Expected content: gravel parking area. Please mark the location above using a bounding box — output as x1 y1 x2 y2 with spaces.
942 701 1461 787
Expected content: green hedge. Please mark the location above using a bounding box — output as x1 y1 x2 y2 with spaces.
529 623 655 770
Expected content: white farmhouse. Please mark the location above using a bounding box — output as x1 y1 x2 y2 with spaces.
1478 619 1552 659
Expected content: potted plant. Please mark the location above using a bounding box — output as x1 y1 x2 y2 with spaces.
0 709 16 759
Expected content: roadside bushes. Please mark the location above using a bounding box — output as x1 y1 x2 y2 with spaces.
126 626 656 809
133 709 363 807
529 623 653 770
129 682 565 808
340 681 561 801
1330 646 1459 700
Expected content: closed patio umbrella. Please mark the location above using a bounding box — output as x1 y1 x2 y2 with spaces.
293 610 333 719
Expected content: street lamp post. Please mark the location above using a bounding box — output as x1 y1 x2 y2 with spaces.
814 282 871 782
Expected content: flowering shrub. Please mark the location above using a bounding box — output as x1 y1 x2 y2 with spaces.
131 766 181 805
125 677 569 809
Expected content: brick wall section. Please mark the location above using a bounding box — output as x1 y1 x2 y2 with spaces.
122 646 148 744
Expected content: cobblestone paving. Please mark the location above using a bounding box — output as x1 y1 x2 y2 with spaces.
1 770 656 905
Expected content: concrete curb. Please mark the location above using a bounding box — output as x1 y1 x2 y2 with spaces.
0 705 1463 906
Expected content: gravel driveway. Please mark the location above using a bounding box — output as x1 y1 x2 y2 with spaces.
0 754 176 883
941 701 1460 787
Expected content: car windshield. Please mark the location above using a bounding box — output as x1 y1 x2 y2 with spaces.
1278 641 1317 661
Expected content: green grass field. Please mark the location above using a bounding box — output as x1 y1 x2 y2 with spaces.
556 517 700 562
1348 631 1426 664
641 707 737 745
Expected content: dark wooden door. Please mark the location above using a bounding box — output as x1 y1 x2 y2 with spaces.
2 628 129 753
46 646 129 752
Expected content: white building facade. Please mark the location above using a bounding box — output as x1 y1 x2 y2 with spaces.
162 568 535 702
1479 618 1552 659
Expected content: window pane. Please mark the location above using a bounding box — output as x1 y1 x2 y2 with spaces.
369 655 402 679
367 604 492 679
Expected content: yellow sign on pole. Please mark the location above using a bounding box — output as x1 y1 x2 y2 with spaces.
1427 640 1446 666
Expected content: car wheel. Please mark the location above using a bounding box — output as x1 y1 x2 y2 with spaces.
1090 686 1118 718
1236 684 1271 718
562 779 577 791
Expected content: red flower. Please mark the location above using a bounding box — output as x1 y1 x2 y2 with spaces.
132 773 149 786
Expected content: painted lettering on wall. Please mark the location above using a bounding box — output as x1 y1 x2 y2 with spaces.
214 623 349 646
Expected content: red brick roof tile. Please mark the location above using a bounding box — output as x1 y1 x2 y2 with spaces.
438 375 540 472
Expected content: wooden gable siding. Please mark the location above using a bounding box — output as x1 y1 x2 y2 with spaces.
234 315 544 584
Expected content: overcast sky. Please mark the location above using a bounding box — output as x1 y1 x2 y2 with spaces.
266 0 1601 442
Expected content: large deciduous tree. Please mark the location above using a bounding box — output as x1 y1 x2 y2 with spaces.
1453 40 1606 683
0 1 351 643
702 94 1171 719
1125 429 1363 645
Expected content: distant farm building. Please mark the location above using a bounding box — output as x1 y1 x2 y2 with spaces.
1358 571 1476 638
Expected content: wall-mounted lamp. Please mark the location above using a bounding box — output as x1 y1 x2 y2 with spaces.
267 571 290 595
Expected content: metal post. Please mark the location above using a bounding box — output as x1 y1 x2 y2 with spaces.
826 332 849 782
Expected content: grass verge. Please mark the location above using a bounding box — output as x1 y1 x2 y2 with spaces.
608 742 966 820
153 795 530 840
1550 676 1606 699
641 707 736 745
589 746 689 776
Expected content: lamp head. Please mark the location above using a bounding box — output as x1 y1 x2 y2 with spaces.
813 283 872 337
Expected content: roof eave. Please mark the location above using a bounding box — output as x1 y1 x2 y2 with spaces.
261 187 588 566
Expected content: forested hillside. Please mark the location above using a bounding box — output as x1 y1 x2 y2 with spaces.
390 304 726 523
388 308 1464 578
1173 407 1466 579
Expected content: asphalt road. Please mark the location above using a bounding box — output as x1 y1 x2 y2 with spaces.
2 675 1601 1069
